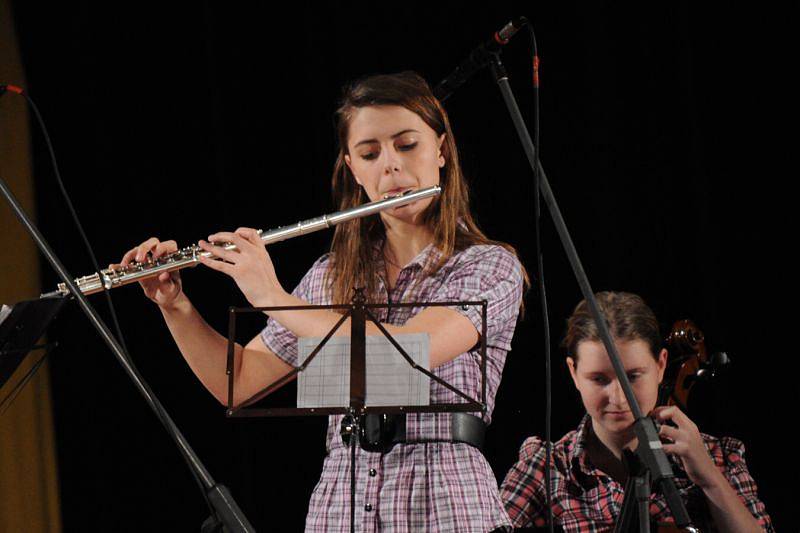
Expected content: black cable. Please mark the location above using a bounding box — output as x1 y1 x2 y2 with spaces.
526 23 554 533
3 86 216 516
18 91 132 357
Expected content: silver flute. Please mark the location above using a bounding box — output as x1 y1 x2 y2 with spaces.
50 186 441 297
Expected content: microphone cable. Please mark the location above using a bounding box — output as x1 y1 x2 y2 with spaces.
432 17 554 529
519 22 555 533
0 83 216 517
1 85 132 358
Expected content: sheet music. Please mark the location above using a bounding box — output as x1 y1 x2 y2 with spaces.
297 333 430 408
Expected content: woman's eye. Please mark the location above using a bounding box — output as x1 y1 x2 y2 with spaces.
627 373 641 382
360 152 378 161
398 142 417 152
592 377 608 385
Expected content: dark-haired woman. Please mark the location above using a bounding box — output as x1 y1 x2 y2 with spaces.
118 72 525 532
500 292 772 532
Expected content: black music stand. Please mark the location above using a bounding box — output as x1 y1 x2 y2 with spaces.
0 295 66 412
224 289 489 533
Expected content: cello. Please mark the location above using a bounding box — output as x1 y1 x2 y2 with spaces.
658 319 729 410
652 319 730 532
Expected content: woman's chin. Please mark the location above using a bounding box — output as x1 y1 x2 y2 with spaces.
600 413 635 432
381 201 431 225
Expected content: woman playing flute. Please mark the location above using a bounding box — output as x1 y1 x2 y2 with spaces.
118 71 526 532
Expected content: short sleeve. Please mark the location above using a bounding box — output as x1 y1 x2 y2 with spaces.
433 246 523 350
712 437 774 531
259 255 330 367
499 436 549 529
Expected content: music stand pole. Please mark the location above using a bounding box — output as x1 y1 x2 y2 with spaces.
0 174 254 532
348 289 367 533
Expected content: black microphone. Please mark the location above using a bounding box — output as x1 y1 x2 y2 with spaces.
433 17 528 102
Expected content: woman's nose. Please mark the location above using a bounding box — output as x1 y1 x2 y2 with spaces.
609 381 627 405
382 148 401 174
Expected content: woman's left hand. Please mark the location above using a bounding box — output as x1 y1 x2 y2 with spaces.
652 405 723 489
197 227 284 307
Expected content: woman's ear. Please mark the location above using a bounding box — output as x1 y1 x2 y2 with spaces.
344 154 362 186
566 356 579 388
656 348 668 383
437 133 446 168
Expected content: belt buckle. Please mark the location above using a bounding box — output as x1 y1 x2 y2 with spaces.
358 413 405 453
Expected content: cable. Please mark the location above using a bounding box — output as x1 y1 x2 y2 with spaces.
1 84 216 515
525 23 554 533
18 90 133 355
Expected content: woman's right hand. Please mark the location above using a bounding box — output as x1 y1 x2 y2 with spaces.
112 237 183 308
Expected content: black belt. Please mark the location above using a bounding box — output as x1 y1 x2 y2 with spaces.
352 412 486 453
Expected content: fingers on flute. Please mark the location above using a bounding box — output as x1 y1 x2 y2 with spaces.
120 247 139 267
152 240 177 259
206 231 244 247
235 227 260 244
135 237 162 262
197 252 233 274
205 231 249 254
198 239 237 262
120 237 176 268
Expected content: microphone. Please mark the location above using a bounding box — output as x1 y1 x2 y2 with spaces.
433 17 528 102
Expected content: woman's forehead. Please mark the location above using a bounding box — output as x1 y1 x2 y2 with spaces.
347 105 433 142
575 339 655 370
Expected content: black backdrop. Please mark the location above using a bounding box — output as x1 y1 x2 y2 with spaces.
7 2 791 531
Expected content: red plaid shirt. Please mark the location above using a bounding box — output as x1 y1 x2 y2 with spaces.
500 416 773 532
261 243 523 532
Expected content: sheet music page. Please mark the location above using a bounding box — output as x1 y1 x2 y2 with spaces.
297 333 430 408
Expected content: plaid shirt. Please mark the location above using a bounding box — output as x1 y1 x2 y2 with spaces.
500 415 773 532
261 243 524 532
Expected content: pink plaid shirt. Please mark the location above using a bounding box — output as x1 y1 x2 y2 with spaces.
261 243 523 532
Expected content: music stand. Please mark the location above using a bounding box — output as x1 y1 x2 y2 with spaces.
1 295 66 412
224 289 489 533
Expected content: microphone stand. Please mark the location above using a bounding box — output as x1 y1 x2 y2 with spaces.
482 51 695 531
0 175 255 532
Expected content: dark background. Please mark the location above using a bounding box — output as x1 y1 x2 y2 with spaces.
7 2 791 531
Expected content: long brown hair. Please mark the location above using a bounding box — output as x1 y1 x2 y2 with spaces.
326 71 527 306
562 291 662 364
